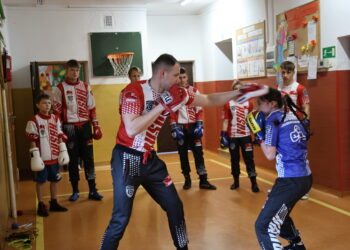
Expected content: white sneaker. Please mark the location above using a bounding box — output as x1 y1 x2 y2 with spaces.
301 193 309 200
267 189 271 194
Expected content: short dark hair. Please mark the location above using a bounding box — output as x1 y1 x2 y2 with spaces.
152 54 178 74
35 92 50 104
259 87 283 108
232 80 242 90
180 67 186 74
66 59 80 68
128 66 142 77
280 61 295 72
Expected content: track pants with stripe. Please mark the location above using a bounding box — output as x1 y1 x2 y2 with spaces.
100 144 188 250
255 175 312 250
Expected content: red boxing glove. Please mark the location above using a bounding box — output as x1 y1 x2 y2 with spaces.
92 122 103 140
159 84 189 115
236 83 269 103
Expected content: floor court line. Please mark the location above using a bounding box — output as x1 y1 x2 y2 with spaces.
209 158 350 217
52 158 350 217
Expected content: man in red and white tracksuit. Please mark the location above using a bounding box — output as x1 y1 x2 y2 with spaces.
170 67 216 190
100 54 269 250
220 81 259 192
52 59 103 201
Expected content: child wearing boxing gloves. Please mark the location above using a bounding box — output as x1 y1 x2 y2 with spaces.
26 93 69 217
52 59 103 201
246 88 312 250
220 81 259 192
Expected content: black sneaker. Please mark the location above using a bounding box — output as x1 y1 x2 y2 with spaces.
89 191 104 200
183 175 191 190
49 199 68 212
37 202 49 217
251 183 260 193
283 242 306 250
230 182 239 190
199 180 217 190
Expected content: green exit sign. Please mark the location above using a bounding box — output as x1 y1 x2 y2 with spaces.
323 46 336 58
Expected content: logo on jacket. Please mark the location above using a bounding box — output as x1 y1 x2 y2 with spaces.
163 175 173 187
66 90 73 102
39 124 46 136
290 125 306 143
125 185 134 198
145 100 154 112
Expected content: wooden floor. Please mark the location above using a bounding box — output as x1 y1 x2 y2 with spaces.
7 150 350 250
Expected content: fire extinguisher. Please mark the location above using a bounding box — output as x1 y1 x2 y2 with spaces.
2 50 12 82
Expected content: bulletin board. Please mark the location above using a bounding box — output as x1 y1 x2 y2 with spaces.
90 32 143 77
236 20 266 79
276 0 320 72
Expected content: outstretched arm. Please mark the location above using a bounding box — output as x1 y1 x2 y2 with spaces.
191 91 240 107
190 83 268 107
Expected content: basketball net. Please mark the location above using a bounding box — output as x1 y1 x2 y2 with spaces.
107 52 134 77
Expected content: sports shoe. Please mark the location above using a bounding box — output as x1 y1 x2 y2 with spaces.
230 182 239 190
69 192 79 201
37 202 49 217
183 175 191 190
89 191 104 200
49 199 68 212
283 242 306 250
301 193 309 200
251 183 260 193
199 174 217 190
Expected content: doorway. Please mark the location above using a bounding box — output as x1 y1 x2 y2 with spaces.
157 61 194 153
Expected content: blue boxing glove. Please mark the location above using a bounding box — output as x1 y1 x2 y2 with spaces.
246 111 266 143
193 121 203 139
171 123 184 141
220 131 229 149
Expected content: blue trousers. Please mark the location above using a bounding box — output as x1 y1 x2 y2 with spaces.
100 145 188 250
255 175 312 250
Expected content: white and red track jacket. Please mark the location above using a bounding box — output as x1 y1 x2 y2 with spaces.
169 85 203 125
278 81 310 107
52 79 97 125
222 100 253 138
116 80 196 152
26 113 66 164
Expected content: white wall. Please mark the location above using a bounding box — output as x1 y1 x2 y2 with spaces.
6 6 148 88
199 0 266 81
5 0 350 89
147 15 203 81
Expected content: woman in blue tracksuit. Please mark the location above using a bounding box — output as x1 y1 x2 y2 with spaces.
247 88 312 250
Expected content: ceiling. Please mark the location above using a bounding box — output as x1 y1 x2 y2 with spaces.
3 0 218 15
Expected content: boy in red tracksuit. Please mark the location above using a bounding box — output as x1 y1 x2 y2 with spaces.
26 93 69 216
52 59 103 201
170 67 216 190
220 81 259 192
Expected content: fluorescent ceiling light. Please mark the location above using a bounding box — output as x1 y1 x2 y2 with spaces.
180 0 193 6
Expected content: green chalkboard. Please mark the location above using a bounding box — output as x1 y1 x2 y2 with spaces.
90 32 143 76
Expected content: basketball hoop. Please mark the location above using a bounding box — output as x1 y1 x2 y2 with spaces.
107 52 134 77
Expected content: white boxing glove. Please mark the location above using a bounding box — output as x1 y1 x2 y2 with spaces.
58 142 70 166
29 147 45 172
